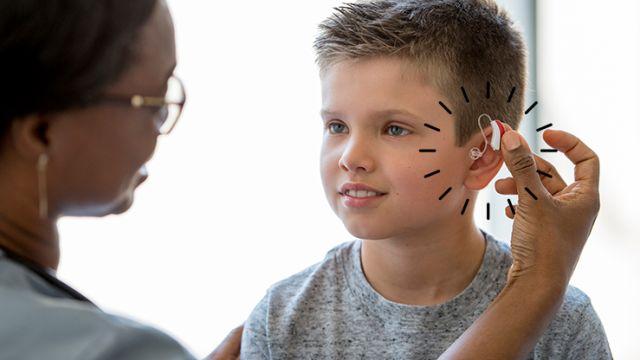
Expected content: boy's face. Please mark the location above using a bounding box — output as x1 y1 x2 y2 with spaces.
320 57 480 240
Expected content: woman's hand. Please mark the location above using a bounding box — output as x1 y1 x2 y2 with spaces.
206 325 243 360
495 127 600 286
439 127 601 360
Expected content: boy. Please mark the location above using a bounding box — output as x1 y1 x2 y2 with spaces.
241 0 611 359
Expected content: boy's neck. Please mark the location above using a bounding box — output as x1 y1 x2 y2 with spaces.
360 218 486 306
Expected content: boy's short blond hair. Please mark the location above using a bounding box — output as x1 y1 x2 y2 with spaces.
314 0 527 146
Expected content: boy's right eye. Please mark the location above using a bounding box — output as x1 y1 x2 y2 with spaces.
327 122 348 134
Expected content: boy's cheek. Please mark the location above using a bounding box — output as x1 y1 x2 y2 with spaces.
389 159 464 210
393 159 446 194
319 157 341 210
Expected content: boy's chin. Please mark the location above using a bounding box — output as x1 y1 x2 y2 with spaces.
343 222 398 240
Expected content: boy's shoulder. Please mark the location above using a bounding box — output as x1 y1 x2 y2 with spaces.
243 235 611 359
486 237 600 319
264 236 503 293
486 236 611 358
266 241 356 303
264 236 600 315
535 285 611 358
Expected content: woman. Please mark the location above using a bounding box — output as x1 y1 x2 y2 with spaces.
0 0 601 359
0 1 201 358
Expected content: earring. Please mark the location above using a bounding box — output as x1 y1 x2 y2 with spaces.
37 153 48 220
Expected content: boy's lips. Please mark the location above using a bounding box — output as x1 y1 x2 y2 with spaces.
338 182 387 195
338 182 387 208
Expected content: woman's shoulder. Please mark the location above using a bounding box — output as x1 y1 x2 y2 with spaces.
265 240 357 300
0 259 195 359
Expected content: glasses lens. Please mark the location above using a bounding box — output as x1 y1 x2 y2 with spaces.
158 103 182 134
155 106 169 132
159 76 185 134
166 76 185 104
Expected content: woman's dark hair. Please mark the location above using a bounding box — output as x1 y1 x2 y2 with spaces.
0 0 157 135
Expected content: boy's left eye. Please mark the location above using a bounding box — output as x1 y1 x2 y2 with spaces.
386 125 410 137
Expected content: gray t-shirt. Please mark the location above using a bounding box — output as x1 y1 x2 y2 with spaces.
241 233 612 359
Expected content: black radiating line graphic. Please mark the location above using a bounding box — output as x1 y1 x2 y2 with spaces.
424 170 441 179
439 101 452 115
507 87 516 103
461 198 470 215
461 86 470 103
524 187 538 200
537 169 553 178
536 123 553 132
524 101 538 115
424 123 441 132
428 87 543 219
439 187 452 200
507 199 516 215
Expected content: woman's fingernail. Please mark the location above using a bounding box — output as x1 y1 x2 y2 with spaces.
503 131 521 151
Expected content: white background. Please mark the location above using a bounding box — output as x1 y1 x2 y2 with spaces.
56 1 639 358
537 0 640 358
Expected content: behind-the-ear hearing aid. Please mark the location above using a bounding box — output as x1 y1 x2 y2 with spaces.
489 118 506 151
470 114 506 160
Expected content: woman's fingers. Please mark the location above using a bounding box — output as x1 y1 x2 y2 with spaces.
530 154 568 194
499 128 548 200
504 204 517 219
543 129 600 187
497 130 598 197
496 154 568 196
495 178 517 195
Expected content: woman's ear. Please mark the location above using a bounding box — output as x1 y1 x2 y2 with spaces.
10 114 50 160
464 126 504 190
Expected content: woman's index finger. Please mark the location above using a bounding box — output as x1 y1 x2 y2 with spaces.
542 129 600 186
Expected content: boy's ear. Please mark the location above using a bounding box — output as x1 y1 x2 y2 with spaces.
464 126 504 190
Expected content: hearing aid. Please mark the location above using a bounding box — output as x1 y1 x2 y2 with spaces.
489 119 506 151
469 114 506 160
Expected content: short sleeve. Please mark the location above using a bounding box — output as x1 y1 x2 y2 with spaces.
564 302 612 360
78 315 197 360
534 287 612 360
240 292 271 360
0 287 196 360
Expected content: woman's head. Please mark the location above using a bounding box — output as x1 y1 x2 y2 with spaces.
0 0 178 218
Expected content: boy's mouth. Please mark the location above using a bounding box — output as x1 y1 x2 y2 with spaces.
340 189 385 198
338 182 387 196
338 182 388 207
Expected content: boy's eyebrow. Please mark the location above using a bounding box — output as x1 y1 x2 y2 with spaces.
320 108 425 122
320 109 340 119
370 109 424 122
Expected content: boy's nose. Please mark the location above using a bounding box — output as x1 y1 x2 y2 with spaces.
338 138 375 173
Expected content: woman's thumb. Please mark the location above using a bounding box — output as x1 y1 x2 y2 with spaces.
500 130 545 199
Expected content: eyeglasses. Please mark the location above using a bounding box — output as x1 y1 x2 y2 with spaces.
97 75 186 135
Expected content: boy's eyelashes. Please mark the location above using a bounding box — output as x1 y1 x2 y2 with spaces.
324 120 412 137
326 121 348 134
